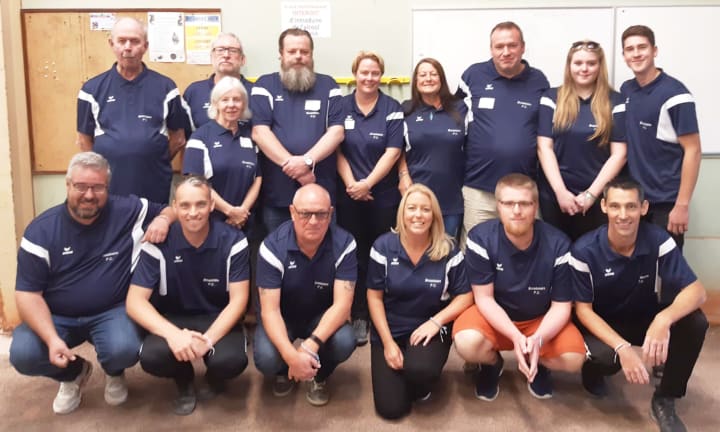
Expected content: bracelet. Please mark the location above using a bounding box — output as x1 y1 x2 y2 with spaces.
534 335 543 348
300 342 320 362
308 333 325 350
613 342 630 363
428 317 447 343
584 190 596 201
428 317 443 330
204 336 216 356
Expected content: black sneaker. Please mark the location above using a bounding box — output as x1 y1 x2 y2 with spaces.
527 365 553 399
197 376 226 401
172 381 197 416
473 354 504 401
353 319 369 346
581 362 608 398
650 394 687 432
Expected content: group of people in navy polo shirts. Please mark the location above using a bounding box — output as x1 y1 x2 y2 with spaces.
9 15 708 432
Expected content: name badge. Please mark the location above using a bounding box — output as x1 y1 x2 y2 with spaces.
239 137 253 148
478 97 495 109
345 118 355 130
305 100 321 111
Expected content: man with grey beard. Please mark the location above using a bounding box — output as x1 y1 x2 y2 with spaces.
251 28 345 233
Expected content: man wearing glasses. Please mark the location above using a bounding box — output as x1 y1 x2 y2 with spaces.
10 152 173 414
76 17 193 204
254 184 357 407
184 32 253 128
453 173 585 401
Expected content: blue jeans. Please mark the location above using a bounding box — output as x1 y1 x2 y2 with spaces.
253 314 356 382
10 305 142 381
443 214 462 239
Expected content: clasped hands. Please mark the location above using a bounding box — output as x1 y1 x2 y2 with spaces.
287 345 321 382
512 334 542 383
282 156 315 185
167 328 213 362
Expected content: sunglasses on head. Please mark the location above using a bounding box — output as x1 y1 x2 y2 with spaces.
572 40 600 50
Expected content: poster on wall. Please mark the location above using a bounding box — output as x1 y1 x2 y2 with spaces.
148 12 186 62
184 14 222 65
281 2 331 37
89 13 115 31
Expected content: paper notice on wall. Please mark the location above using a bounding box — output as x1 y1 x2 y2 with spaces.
89 13 116 31
281 2 331 38
147 12 185 63
185 14 222 65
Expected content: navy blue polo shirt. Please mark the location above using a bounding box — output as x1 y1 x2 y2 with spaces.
16 195 164 317
620 71 699 204
537 88 626 198
403 99 467 216
182 119 261 222
131 219 250 315
256 220 357 329
77 64 193 203
338 91 403 208
570 222 697 323
367 232 470 342
465 219 572 321
251 72 344 206
457 60 549 192
183 74 253 128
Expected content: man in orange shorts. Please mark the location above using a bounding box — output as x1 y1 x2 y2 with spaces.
453 173 585 400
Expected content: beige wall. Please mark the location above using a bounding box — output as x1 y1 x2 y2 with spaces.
4 0 720 327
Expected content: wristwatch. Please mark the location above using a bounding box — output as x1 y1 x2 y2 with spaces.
304 155 314 171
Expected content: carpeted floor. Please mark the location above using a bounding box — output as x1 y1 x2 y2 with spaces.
1 327 718 432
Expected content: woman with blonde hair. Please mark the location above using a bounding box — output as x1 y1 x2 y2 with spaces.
367 184 472 419
537 40 627 240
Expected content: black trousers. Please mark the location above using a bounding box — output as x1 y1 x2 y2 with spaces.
644 202 684 250
139 314 248 385
580 309 707 398
337 199 397 320
370 333 451 420
540 194 606 241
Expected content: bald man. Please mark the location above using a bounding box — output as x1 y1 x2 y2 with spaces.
253 184 357 406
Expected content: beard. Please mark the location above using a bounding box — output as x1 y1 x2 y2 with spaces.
69 198 101 220
280 62 316 92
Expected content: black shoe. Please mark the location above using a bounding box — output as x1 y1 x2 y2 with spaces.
473 354 504 401
173 381 197 416
353 319 369 346
197 377 226 401
650 394 687 432
528 365 553 399
581 362 608 398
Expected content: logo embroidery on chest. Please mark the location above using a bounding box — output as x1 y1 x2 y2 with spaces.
516 101 533 109
639 121 653 130
213 141 222 148
639 274 650 284
202 102 210 109
485 84 494 91
448 128 461 136
203 278 220 287
415 115 424 122
62 246 74 256
106 96 116 103
496 262 504 272
314 281 329 290
138 115 152 122
604 268 615 277
288 260 297 270
528 286 546 295
425 278 441 288
369 132 384 140
391 257 400 266
103 251 119 262
275 95 284 102
174 255 183 264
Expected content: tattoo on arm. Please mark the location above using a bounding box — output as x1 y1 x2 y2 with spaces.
342 281 356 292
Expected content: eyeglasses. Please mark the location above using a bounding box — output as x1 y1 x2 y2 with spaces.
295 210 332 221
571 41 600 51
212 46 243 56
498 200 535 210
71 182 108 194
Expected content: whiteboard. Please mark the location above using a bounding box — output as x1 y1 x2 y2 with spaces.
412 8 615 92
615 6 720 154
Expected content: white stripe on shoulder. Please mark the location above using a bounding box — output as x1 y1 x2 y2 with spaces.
251 86 274 110
186 138 213 178
160 88 182 137
465 238 489 260
226 237 249 291
386 111 404 121
20 237 50 267
130 198 150 273
369 246 388 277
540 96 556 110
78 89 105 137
658 237 677 258
141 243 167 296
403 121 412 152
657 93 694 143
612 103 626 114
554 252 570 267
335 239 357 269
568 254 590 273
441 251 465 301
259 241 284 278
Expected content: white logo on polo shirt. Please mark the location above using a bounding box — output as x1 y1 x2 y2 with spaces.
425 278 441 288
275 95 284 102
288 260 297 270
369 132 384 140
213 141 222 148
203 278 220 287
528 286 546 295
415 115 424 122
516 101 533 109
203 102 210 109
107 96 116 103
639 121 652 130
496 263 504 271
391 257 400 266
484 84 494 91
604 268 615 277
138 115 152 122
314 281 329 290
588 123 597 130
448 128 461 136
62 246 74 256
103 251 119 262
174 255 183 263
639 274 650 284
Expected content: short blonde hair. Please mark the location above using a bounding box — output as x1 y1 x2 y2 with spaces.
393 184 452 261
494 173 539 202
207 76 252 121
351 51 385 75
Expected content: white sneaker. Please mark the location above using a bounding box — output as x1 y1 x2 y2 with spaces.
104 373 128 406
53 360 93 414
